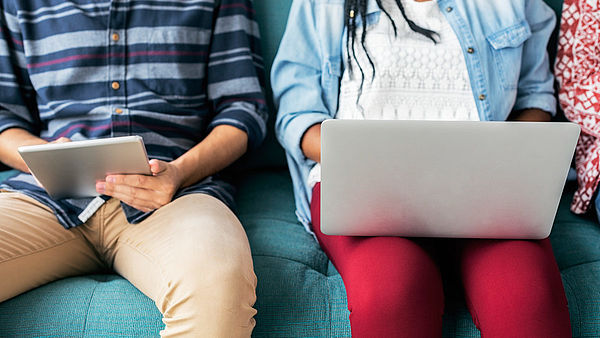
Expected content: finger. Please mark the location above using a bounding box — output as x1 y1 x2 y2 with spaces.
106 174 155 190
96 181 161 211
149 159 167 175
52 137 71 143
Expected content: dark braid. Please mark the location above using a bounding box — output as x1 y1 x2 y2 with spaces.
345 0 439 99
392 0 438 42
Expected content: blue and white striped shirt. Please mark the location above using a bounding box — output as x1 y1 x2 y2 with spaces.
0 0 268 229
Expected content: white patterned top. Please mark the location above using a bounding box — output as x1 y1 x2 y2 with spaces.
308 0 479 188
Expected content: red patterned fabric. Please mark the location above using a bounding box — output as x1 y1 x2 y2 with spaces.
555 0 600 214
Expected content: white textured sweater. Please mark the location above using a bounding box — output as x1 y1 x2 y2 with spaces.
308 0 479 188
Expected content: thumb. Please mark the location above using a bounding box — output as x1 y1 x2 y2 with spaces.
52 137 71 144
149 159 167 175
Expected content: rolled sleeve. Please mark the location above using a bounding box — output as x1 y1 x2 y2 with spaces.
0 6 38 135
0 113 35 135
272 0 333 164
206 0 268 150
513 92 557 115
278 111 329 164
208 101 267 150
514 0 557 115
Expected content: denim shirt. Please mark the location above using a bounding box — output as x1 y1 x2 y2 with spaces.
271 0 557 230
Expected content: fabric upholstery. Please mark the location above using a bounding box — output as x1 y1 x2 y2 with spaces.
1 0 600 337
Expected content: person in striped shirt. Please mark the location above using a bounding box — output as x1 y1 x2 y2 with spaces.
0 0 267 336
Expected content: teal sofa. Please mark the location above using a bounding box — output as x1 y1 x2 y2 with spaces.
1 0 599 336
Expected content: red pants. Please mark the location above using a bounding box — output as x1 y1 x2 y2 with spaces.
311 183 571 338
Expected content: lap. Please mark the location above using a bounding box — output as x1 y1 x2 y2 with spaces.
110 193 255 300
0 192 102 302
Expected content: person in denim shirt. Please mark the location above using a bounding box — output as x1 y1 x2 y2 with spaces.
272 0 571 336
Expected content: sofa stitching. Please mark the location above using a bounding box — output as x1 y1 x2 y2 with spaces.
326 273 333 337
239 216 301 226
559 259 600 272
251 253 330 276
561 276 581 337
81 275 108 337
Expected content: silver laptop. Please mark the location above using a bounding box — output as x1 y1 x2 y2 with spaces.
320 120 580 239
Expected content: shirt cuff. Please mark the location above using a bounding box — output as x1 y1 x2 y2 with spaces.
279 111 329 164
513 93 557 116
0 116 34 135
209 102 267 150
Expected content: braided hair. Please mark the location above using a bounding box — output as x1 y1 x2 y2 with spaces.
344 0 438 94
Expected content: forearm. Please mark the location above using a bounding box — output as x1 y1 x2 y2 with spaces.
508 108 552 122
301 123 322 163
0 128 46 172
172 125 248 188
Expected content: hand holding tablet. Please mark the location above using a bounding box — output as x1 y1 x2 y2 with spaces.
18 136 151 199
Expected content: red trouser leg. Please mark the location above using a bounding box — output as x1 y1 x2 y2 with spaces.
311 183 444 338
459 239 572 338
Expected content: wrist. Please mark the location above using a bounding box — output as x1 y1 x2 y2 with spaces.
170 157 199 189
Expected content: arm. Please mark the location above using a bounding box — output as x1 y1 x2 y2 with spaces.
301 123 322 163
0 5 42 171
98 125 247 212
508 108 551 122
98 0 267 212
0 129 45 172
512 0 558 116
172 125 247 188
555 0 600 136
272 0 334 165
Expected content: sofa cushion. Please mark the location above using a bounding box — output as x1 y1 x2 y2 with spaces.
0 275 163 336
551 183 600 270
236 169 331 275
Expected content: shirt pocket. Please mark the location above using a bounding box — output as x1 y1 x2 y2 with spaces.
485 21 532 90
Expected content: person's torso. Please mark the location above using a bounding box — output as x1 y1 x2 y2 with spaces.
6 0 214 160
336 0 480 121
301 0 538 122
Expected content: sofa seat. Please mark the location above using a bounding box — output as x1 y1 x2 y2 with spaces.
3 169 598 337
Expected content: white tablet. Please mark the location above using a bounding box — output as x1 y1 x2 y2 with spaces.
18 136 151 199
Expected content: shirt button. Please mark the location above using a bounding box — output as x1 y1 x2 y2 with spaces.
111 81 120 90
111 33 120 42
479 94 486 100
467 47 475 54
446 7 453 12
115 108 123 114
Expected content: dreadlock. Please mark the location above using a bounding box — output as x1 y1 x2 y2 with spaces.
345 0 439 96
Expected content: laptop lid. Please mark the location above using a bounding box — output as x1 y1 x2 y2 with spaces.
320 120 580 239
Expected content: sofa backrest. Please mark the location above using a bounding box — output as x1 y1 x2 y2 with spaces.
232 0 292 171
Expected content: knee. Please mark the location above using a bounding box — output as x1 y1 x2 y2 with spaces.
158 258 257 337
350 275 443 316
160 253 258 328
166 243 257 304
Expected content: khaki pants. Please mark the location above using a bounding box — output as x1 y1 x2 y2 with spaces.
0 192 257 337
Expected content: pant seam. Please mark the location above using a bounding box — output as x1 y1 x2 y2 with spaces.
0 237 82 264
117 240 174 309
